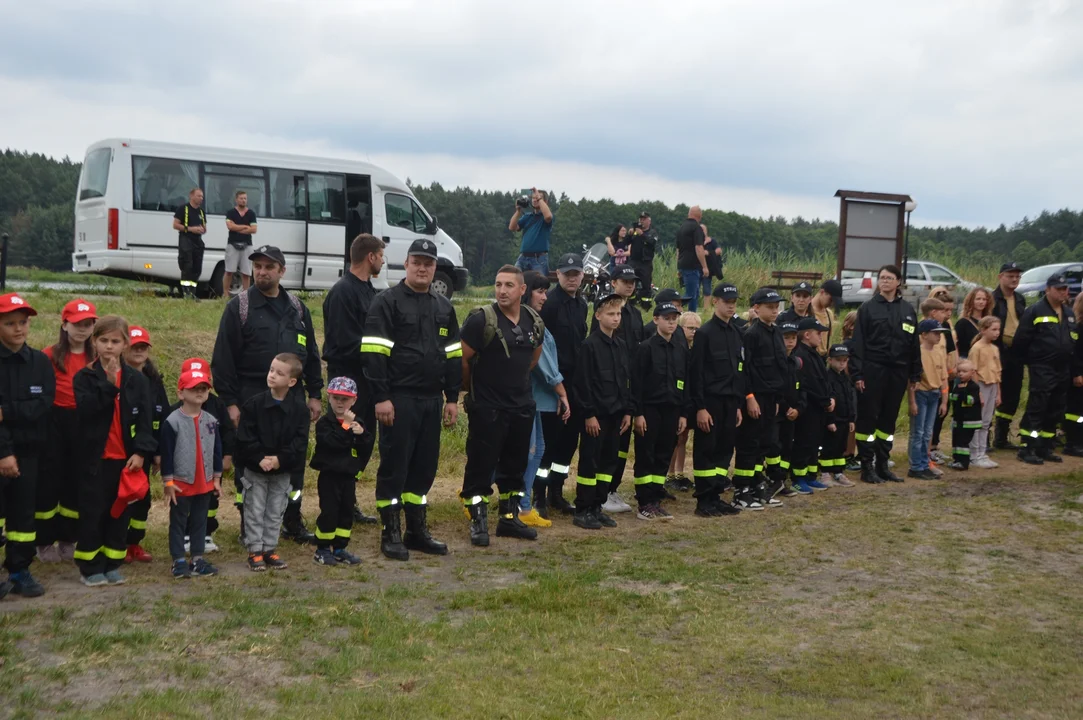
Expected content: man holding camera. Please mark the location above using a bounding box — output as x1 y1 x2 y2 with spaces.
629 211 658 299
510 188 554 277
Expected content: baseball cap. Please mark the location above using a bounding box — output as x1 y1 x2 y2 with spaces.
181 357 210 374
918 318 948 334
1000 261 1023 274
612 266 638 282
594 292 624 311
821 279 844 298
638 211 650 219
712 284 739 300
249 245 286 266
829 343 850 358
178 369 212 391
798 317 829 332
751 287 783 305
557 253 584 272
129 326 151 346
327 376 359 398
654 288 681 304
0 293 36 316
1047 272 1070 289
407 238 438 260
780 320 799 334
653 302 681 317
791 281 813 295
61 298 97 324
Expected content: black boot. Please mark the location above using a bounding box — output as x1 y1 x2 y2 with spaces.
281 502 316 544
403 504 448 555
860 461 882 484
378 505 409 561
352 504 379 525
237 504 246 546
533 482 549 520
994 419 1018 450
495 498 537 540
548 480 575 515
1018 447 1044 465
1038 440 1063 463
875 459 904 483
467 503 490 547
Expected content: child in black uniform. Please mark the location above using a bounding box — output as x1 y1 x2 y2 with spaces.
777 320 805 497
573 294 632 530
821 344 857 487
948 360 983 471
312 376 366 566
123 325 166 564
792 318 833 494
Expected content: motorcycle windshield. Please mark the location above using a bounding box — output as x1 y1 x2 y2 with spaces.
583 242 610 271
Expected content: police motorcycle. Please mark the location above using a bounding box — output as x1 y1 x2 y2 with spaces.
581 242 656 309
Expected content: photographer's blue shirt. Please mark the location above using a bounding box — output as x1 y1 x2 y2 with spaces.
518 211 554 254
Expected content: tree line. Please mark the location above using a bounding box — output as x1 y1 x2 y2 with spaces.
2 148 1082 277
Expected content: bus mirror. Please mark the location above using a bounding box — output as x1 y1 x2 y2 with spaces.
426 216 438 235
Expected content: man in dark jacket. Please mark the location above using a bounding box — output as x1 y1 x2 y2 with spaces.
628 211 659 299
991 261 1026 449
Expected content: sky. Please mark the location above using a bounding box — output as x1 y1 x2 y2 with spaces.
1 0 1080 229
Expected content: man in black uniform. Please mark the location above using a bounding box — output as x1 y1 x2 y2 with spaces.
322 233 385 526
460 265 544 546
628 211 659 300
536 252 587 514
362 239 462 560
991 261 1026 449
1014 272 1079 464
211 245 323 543
850 265 922 484
172 188 206 299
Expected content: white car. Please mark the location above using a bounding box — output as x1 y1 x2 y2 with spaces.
840 260 976 305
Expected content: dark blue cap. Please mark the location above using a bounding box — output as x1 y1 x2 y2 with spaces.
918 318 947 334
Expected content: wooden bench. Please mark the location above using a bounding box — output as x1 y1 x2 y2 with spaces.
770 270 824 291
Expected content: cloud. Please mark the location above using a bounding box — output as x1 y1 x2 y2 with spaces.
2 0 1082 228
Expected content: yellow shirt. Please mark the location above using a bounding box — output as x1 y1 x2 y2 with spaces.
1003 297 1019 346
918 342 949 391
969 338 1002 384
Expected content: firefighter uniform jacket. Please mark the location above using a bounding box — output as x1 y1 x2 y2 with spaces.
826 365 857 425
541 287 588 382
574 331 631 419
851 293 922 383
795 343 832 413
361 281 463 404
781 353 806 417
322 272 378 383
591 301 645 363
73 362 156 473
1014 297 1079 386
310 412 368 478
950 379 983 430
146 371 168 454
742 320 789 395
688 315 745 411
0 343 55 457
630 331 687 416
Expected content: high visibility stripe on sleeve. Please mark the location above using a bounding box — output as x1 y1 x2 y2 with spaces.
445 342 462 359
1034 316 1059 324
361 336 394 355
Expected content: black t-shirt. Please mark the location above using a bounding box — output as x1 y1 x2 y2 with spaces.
174 204 206 244
460 305 540 412
675 218 705 270
226 208 257 247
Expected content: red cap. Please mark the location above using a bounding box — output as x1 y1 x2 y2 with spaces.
0 293 37 316
178 369 212 391
181 357 210 374
111 467 149 519
61 298 97 324
129 326 151 346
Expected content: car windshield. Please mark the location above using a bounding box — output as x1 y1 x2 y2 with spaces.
1020 264 1065 283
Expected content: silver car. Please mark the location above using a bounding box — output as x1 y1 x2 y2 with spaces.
840 260 977 305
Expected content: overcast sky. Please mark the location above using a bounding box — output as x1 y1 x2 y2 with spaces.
1 0 1079 228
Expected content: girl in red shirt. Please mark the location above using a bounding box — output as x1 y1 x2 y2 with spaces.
37 299 97 563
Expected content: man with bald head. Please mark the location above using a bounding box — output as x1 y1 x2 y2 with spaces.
676 205 709 312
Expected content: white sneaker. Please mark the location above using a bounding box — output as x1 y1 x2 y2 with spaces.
819 472 837 487
972 457 998 469
602 492 633 513
204 536 219 553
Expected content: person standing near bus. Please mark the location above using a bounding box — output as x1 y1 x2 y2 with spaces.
223 190 257 299
172 188 206 299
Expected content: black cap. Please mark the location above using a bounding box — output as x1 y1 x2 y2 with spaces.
821 279 843 298
917 318 948 334
653 302 681 317
829 343 850 358
654 288 681 304
249 245 286 266
780 320 799 334
791 281 813 295
407 238 439 260
751 287 783 305
798 317 829 332
557 253 583 272
712 283 739 300
639 211 650 219
1047 272 1069 289
1000 261 1023 273
612 266 639 282
594 293 623 311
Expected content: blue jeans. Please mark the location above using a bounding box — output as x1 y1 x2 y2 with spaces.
521 410 546 511
681 269 703 312
516 253 549 277
908 390 940 471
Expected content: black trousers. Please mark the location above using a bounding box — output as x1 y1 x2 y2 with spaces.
538 409 582 491
1019 372 1069 451
855 362 910 466
178 234 205 288
792 407 825 480
575 412 622 511
633 404 680 505
951 423 978 469
36 408 80 546
631 261 653 299
126 490 150 546
461 406 534 501
376 394 441 509
611 430 632 493
778 416 796 476
692 396 739 498
2 453 38 574
75 459 129 577
734 392 780 487
932 411 945 449
819 420 849 473
326 365 378 475
997 348 1025 421
316 471 355 550
1065 384 1083 446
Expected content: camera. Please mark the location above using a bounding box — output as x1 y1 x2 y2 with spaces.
516 195 530 209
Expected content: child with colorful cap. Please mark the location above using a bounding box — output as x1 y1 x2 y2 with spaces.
0 293 54 600
38 298 96 564
161 368 223 579
311 376 367 566
123 326 167 564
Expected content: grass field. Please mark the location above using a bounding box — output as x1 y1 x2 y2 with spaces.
2 287 1079 718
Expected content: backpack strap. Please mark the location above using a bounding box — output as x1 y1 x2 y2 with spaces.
480 304 510 358
239 288 303 327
